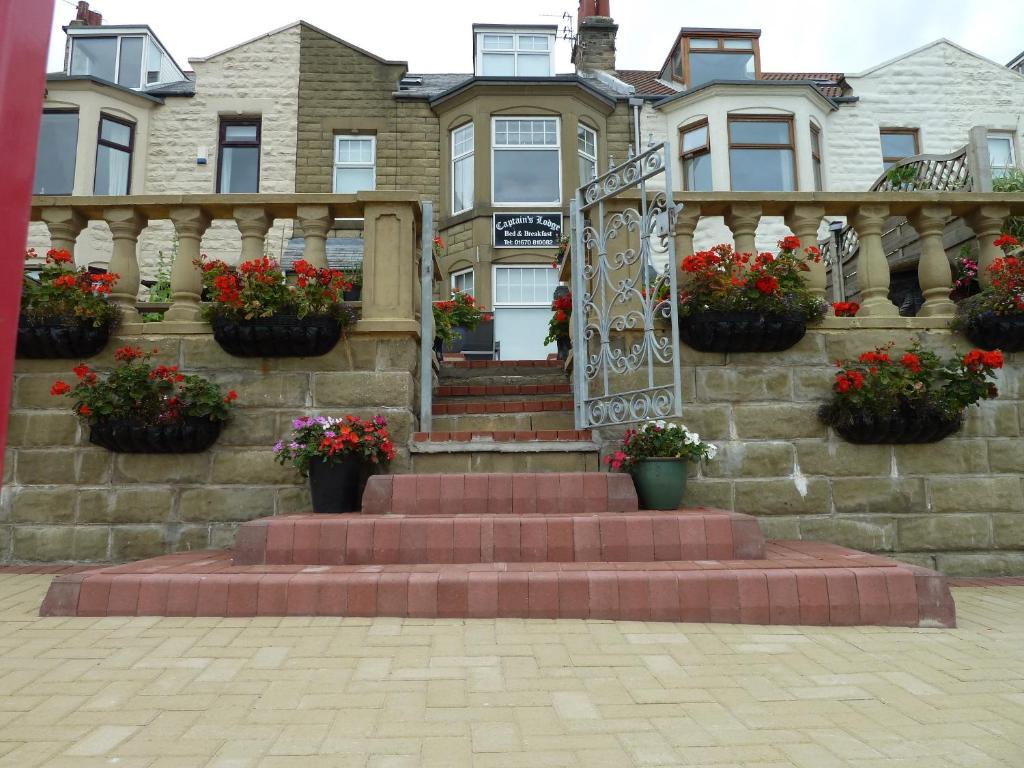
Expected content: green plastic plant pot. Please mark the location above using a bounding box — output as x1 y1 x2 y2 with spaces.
630 458 688 510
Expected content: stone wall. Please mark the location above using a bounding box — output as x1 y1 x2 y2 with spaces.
1 332 418 563
595 327 1024 577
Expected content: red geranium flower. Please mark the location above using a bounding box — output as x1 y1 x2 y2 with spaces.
779 235 801 252
50 381 71 396
754 275 779 294
900 353 922 373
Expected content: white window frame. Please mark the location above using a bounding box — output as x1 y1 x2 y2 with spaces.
475 30 555 77
988 131 1017 179
450 267 475 297
333 135 376 194
491 264 560 308
577 123 598 185
451 123 474 215
491 116 562 207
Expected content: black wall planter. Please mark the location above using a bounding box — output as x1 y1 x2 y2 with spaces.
964 311 1024 352
211 314 342 357
679 311 807 353
822 407 963 444
343 285 362 302
308 456 366 513
556 336 571 361
89 416 224 453
17 316 112 359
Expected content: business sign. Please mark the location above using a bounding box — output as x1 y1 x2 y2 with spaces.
493 213 563 248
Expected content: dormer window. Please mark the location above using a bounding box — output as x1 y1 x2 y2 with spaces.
661 29 761 90
474 26 556 77
67 28 185 89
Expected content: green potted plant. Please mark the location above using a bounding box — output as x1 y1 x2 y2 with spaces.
433 290 487 355
199 256 352 357
544 290 573 360
819 342 1003 443
273 414 397 513
678 236 827 352
343 267 362 302
952 234 1024 351
50 345 236 452
18 247 120 358
605 420 717 510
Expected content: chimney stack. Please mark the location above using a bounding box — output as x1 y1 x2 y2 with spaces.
71 2 103 27
573 0 616 74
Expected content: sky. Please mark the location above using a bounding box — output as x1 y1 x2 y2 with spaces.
47 0 1023 77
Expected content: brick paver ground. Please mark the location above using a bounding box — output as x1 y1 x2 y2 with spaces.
0 574 1022 767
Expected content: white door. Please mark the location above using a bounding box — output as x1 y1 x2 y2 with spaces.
493 265 560 360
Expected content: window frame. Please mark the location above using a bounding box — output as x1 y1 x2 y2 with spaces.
34 108 80 196
679 118 712 191
70 34 152 89
332 134 377 195
94 112 135 195
490 116 562 207
577 123 598 185
450 267 475 297
451 123 475 215
475 30 556 77
671 33 761 88
216 117 262 194
491 264 561 308
810 123 823 192
726 114 797 192
879 128 920 170
988 131 1017 178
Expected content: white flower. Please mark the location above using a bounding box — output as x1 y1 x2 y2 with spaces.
705 443 717 460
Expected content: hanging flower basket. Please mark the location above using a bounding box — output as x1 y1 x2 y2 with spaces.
210 313 342 357
952 234 1024 351
89 416 224 453
963 311 1024 352
824 407 963 444
17 315 113 359
679 310 808 353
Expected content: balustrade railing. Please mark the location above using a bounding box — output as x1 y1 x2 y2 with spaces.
28 193 425 335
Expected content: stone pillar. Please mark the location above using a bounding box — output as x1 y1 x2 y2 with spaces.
672 205 700 263
967 205 1011 288
296 205 332 269
233 207 270 263
725 203 761 255
103 207 147 322
360 201 418 334
41 207 85 257
910 204 956 317
852 204 899 317
164 206 211 324
785 204 827 304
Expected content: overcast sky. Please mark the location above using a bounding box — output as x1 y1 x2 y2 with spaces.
47 0 1023 76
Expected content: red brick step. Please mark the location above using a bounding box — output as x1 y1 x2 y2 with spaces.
432 398 573 415
436 384 572 398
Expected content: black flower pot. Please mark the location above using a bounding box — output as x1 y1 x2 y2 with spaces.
679 311 807 353
443 325 469 354
556 336 571 361
211 313 342 357
822 406 963 444
89 416 224 453
308 456 366 513
964 311 1024 352
343 285 362 302
16 315 112 359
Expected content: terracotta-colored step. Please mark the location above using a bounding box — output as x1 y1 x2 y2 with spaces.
231 510 765 566
432 398 574 415
412 430 591 443
436 384 572 398
361 473 632 515
39 542 957 627
446 359 564 369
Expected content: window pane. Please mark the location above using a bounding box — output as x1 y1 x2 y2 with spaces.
682 125 708 152
729 120 789 145
225 124 259 143
495 119 557 146
810 127 821 155
147 42 162 83
689 52 755 87
100 117 131 147
723 38 753 49
117 37 143 88
988 136 1013 167
880 132 917 159
577 125 596 157
729 148 795 191
219 146 259 192
813 157 823 191
453 124 474 157
33 112 78 195
493 149 559 203
483 34 513 50
336 137 373 163
517 53 550 76
70 37 116 81
579 154 597 183
334 167 375 194
94 145 130 195
453 155 474 212
453 270 474 296
689 38 718 49
518 35 549 51
481 53 515 76
683 154 712 191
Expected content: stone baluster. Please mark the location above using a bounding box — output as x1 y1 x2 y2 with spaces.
910 204 956 317
725 203 761 255
233 207 270 263
103 207 147 322
296 205 332 269
852 204 899 317
672 204 701 264
164 207 212 324
967 204 1011 288
41 207 85 258
785 204 827 304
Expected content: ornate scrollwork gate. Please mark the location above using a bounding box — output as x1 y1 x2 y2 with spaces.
569 143 683 429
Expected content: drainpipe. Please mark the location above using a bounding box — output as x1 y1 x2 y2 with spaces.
628 96 644 158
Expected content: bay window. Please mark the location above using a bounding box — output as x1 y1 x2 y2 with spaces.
664 33 760 89
33 110 79 195
333 135 376 194
492 117 561 205
452 123 474 214
217 119 261 193
728 116 795 191
69 35 145 88
680 119 712 191
476 30 554 77
577 124 598 184
94 114 134 195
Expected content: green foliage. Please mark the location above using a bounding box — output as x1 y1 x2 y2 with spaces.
993 169 1024 241
20 248 120 328
605 420 717 472
432 291 487 344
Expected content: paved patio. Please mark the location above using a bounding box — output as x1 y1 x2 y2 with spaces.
0 574 1021 767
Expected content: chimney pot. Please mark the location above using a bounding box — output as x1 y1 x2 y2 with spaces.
75 2 103 26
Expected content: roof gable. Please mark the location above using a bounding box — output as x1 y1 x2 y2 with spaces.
852 38 1024 81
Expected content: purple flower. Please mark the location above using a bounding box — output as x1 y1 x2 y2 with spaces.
315 416 330 425
293 417 310 429
289 441 300 451
324 431 336 438
273 441 283 453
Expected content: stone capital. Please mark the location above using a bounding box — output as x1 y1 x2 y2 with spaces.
169 206 212 238
910 204 952 237
102 207 147 239
852 204 890 236
232 206 270 236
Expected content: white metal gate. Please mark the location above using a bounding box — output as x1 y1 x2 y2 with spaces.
569 143 683 428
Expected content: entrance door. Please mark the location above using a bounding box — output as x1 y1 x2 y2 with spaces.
492 264 559 360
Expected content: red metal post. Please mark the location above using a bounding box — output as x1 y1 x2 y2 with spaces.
0 0 55 478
